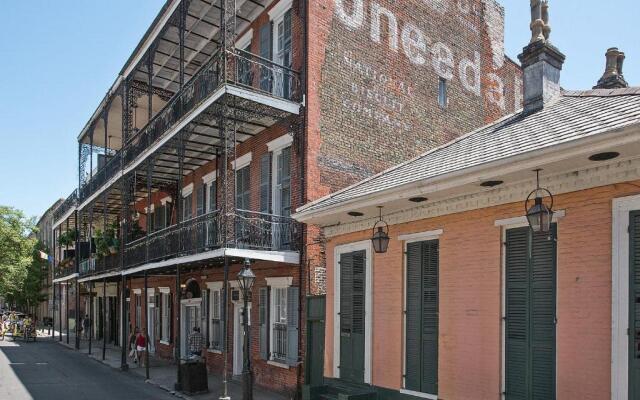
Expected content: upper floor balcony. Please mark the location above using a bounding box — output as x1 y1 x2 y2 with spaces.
123 209 300 271
76 0 303 210
53 189 78 228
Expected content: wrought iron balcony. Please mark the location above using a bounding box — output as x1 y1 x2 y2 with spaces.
78 153 121 202
78 253 120 277
123 210 300 269
77 48 301 205
54 258 76 279
54 189 78 222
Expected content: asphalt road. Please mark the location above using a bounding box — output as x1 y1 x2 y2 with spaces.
0 338 175 400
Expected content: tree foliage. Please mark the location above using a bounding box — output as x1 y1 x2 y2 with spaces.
0 206 40 309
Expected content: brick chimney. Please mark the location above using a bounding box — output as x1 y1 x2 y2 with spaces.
518 0 566 113
594 47 629 89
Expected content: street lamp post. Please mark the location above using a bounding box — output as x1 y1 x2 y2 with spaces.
237 259 256 400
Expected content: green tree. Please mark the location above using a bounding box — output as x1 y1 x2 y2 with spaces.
0 206 38 309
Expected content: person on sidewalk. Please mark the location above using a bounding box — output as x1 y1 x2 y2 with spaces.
129 327 139 364
136 328 147 367
188 326 204 358
82 315 91 339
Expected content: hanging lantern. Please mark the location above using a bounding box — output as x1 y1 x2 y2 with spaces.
237 258 256 296
525 169 554 233
371 206 390 253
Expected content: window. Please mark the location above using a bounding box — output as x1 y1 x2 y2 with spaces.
438 77 448 108
161 292 170 342
148 210 155 232
274 146 291 217
260 277 298 366
235 166 251 211
207 181 217 213
209 287 222 351
272 9 292 98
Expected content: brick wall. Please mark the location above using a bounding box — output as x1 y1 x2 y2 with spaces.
304 0 523 294
323 181 640 400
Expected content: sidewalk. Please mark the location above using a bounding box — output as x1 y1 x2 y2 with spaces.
48 330 287 400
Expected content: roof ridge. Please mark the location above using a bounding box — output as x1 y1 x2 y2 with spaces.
562 87 640 97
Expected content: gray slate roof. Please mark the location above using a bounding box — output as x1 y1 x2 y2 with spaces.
298 88 640 214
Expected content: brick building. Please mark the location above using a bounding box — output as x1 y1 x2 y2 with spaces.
50 0 521 396
293 7 640 400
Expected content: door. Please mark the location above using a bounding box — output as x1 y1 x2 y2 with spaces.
181 302 201 358
629 211 640 399
233 303 251 376
405 240 439 395
339 250 366 383
306 295 326 387
272 147 291 249
505 225 557 400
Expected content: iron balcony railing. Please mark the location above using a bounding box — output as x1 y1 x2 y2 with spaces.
78 253 120 277
54 189 78 222
54 258 76 279
77 48 301 204
123 210 300 269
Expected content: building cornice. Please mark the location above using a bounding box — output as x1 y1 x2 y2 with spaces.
324 157 640 237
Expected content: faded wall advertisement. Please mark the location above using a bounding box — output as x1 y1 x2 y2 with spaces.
314 0 522 190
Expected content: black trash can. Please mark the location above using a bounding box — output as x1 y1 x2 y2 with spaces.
180 360 209 395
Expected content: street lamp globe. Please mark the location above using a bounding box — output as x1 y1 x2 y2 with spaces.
237 259 256 295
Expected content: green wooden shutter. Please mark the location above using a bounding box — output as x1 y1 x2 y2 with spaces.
259 287 270 360
505 225 556 400
405 242 423 391
286 286 299 366
530 227 556 400
169 293 173 343
405 240 439 394
505 227 530 400
339 250 366 383
260 153 272 214
279 147 291 217
259 23 272 92
629 211 640 399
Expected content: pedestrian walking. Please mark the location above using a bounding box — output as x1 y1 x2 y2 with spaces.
82 315 90 339
128 327 139 364
188 326 203 358
136 328 147 367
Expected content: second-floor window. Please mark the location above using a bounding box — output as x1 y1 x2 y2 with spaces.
182 192 193 222
438 77 448 108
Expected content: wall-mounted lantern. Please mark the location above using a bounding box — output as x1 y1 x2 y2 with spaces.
525 169 554 233
371 206 390 254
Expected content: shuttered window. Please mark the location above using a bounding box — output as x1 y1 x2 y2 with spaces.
209 289 222 351
505 225 556 400
259 23 273 92
260 154 272 214
276 147 291 217
405 240 439 395
259 283 299 366
339 250 366 383
196 185 205 216
629 211 640 399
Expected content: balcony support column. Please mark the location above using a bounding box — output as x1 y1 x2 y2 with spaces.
144 270 150 380
175 265 182 391
52 281 56 340
58 225 62 342
120 272 129 370
89 280 93 355
102 277 106 360
145 158 153 263
66 282 69 344
75 210 80 350
220 0 237 81
179 1 186 88
103 188 108 272
89 127 94 181
147 46 155 122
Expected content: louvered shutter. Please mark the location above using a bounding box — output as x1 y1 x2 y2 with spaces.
260 153 272 213
405 242 423 391
531 226 556 400
259 287 270 360
259 23 273 92
421 240 439 395
505 227 529 400
630 211 640 399
339 250 366 383
505 225 556 400
279 147 291 217
405 240 439 394
286 286 299 366
208 183 216 212
282 9 292 98
196 185 205 216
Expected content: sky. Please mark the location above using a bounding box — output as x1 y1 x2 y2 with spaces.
0 0 638 220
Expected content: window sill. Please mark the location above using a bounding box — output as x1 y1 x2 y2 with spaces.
399 389 437 400
159 340 171 346
207 349 222 354
267 360 289 369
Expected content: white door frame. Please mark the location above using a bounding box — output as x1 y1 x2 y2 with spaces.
232 301 252 376
612 194 640 400
333 240 373 384
180 298 202 358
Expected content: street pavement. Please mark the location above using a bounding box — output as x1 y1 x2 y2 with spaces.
0 338 176 400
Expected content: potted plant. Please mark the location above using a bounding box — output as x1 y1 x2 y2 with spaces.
95 226 119 259
58 228 79 247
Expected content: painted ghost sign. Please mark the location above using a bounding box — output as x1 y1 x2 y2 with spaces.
315 0 522 189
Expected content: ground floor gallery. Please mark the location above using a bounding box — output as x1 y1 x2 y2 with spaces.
321 183 640 400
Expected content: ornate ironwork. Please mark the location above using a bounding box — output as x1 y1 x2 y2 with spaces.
54 189 78 222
